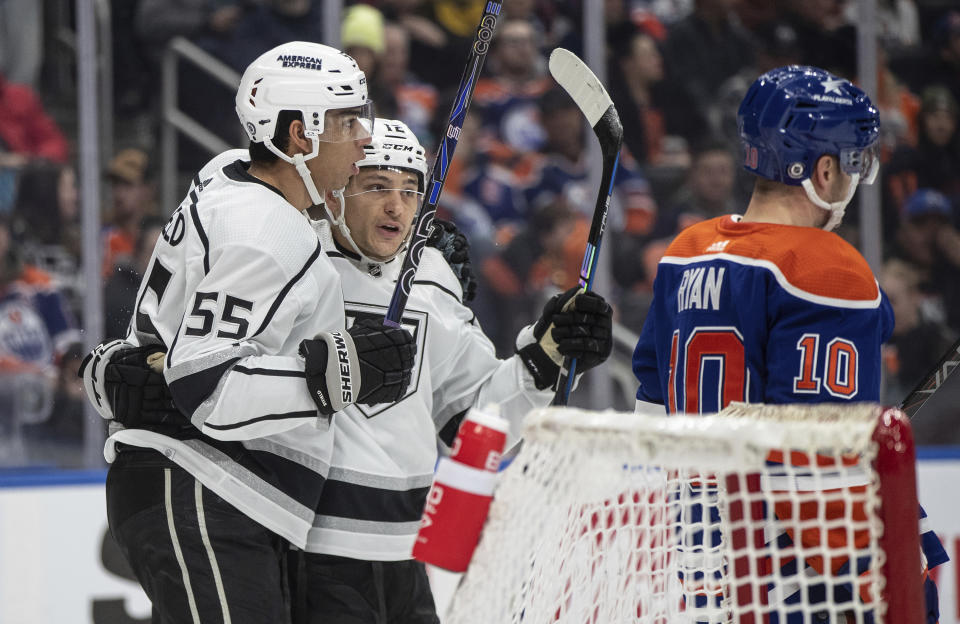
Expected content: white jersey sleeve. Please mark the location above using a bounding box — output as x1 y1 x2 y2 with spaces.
416 249 551 446
131 154 344 441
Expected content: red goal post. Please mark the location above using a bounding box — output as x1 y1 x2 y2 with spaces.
445 403 923 623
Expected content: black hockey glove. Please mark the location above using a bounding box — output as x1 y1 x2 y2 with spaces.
426 218 478 303
78 343 183 428
299 318 416 415
516 287 613 390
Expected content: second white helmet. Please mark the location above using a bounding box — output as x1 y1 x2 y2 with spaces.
357 119 429 193
326 118 429 265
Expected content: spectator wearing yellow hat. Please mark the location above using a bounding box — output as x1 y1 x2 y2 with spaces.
342 4 398 119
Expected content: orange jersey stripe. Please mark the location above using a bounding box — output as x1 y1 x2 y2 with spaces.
664 216 879 302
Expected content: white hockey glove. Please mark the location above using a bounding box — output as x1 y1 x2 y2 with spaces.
299 318 417 416
78 340 128 419
516 287 613 390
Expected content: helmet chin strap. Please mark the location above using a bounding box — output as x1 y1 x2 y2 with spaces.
262 137 324 206
322 188 410 267
800 173 860 232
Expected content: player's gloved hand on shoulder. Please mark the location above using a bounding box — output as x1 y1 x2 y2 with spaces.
79 341 182 427
427 218 478 303
516 287 613 390
299 318 416 415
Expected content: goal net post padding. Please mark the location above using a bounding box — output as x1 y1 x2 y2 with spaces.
445 403 922 624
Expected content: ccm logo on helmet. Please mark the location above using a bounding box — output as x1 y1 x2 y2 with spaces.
383 144 415 152
276 54 324 70
331 332 353 403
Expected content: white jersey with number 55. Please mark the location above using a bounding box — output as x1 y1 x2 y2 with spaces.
107 149 344 548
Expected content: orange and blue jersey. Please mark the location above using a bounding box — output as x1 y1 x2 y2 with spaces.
632 215 946 622
634 215 892 411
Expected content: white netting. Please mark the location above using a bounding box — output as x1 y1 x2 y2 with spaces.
446 403 899 624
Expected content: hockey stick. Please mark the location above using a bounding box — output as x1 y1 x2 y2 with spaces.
547 48 623 406
384 0 502 326
898 336 960 419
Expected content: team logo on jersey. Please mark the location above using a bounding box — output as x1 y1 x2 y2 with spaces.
344 303 427 418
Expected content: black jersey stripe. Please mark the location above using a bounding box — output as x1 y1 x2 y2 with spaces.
412 279 461 303
326 251 345 259
165 310 187 368
316 480 430 523
232 365 306 378
168 357 240 416
188 192 210 275
185 438 328 514
252 239 323 338
203 411 317 431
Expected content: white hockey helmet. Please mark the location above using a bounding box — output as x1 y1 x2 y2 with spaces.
235 41 374 204
328 118 429 265
356 119 429 193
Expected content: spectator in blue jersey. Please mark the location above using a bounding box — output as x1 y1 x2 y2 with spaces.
472 18 553 164
0 217 81 465
631 65 946 622
524 86 653 235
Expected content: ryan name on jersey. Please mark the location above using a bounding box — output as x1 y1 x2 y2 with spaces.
677 266 726 313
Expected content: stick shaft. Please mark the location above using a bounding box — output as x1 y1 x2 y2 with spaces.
552 109 622 406
898 336 960 419
384 1 502 326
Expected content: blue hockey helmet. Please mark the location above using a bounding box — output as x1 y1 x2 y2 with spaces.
737 65 880 186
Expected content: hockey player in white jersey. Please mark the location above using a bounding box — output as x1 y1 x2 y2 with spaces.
294 119 614 622
79 42 417 624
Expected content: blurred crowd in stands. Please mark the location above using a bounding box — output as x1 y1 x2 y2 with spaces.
1 0 959 466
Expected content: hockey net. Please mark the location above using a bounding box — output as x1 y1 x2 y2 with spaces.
445 403 923 624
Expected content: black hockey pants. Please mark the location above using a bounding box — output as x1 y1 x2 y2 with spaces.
290 552 440 624
106 447 293 624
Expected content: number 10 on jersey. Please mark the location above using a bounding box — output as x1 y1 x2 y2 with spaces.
666 328 859 413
